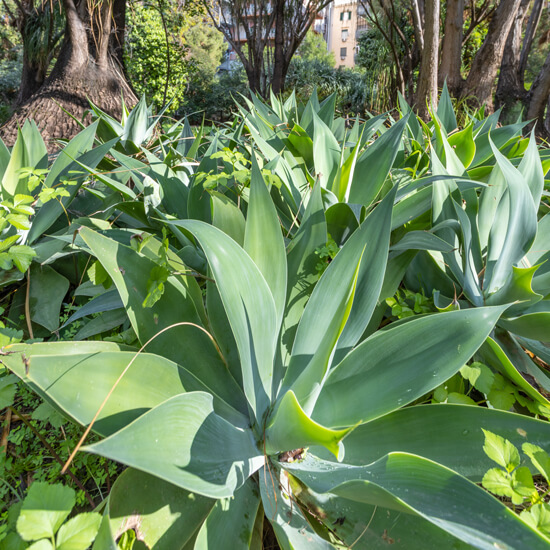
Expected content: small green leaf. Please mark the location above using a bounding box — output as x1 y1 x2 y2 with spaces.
0 235 21 254
87 261 109 287
488 388 516 411
56 513 101 550
6 214 31 230
27 540 54 550
482 429 520 471
16 482 75 541
32 402 66 429
521 503 550 537
511 466 536 503
447 392 476 405
523 443 550 482
142 265 170 308
481 467 513 498
0 373 18 409
433 385 448 402
9 245 36 272
460 362 494 394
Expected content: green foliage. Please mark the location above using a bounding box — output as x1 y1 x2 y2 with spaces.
184 18 227 81
294 30 335 67
0 481 101 549
1 87 550 549
482 430 550 538
386 288 433 319
125 2 190 112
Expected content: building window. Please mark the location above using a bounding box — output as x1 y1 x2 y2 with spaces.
339 10 352 21
340 47 347 59
341 28 349 41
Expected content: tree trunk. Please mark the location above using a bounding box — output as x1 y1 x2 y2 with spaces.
271 0 285 94
16 56 46 105
461 0 521 111
438 0 464 93
1 0 136 149
527 49 550 138
494 0 531 115
415 0 439 120
519 0 544 86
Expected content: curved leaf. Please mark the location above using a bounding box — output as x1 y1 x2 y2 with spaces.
169 220 277 423
338 404 550 481
265 391 349 459
85 392 264 499
79 228 246 417
312 306 506 428
244 157 287 327
2 342 247 435
194 478 260 550
93 468 214 550
349 116 408 207
285 454 549 549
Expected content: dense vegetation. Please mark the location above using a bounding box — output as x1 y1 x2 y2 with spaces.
0 86 549 548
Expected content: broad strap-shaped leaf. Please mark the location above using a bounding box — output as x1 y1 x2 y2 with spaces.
291 471 471 549
485 138 538 295
85 392 264 499
93 468 214 550
259 465 334 550
244 157 287 327
29 264 69 331
436 81 457 133
2 342 248 434
485 265 543 314
479 336 550 408
497 301 550 342
279 182 326 372
193 478 261 550
447 123 476 168
285 454 550 549
312 306 506 428
1 127 29 199
348 116 408 208
21 120 48 170
211 192 246 245
334 185 397 363
470 119 528 168
264 391 349 459
337 404 550 481
390 230 455 253
518 129 544 206
169 220 278 423
80 228 246 417
312 110 341 189
280 213 367 414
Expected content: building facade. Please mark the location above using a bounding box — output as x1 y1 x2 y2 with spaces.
322 0 368 68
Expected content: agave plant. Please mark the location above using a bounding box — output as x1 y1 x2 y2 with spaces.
400 101 550 417
4 158 550 549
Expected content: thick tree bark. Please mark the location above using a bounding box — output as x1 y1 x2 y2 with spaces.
494 0 531 114
439 0 464 93
461 0 521 111
16 56 46 105
415 0 439 120
271 0 285 94
1 0 136 148
527 49 550 137
519 0 544 84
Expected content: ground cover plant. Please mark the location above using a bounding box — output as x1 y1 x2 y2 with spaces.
0 88 550 549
